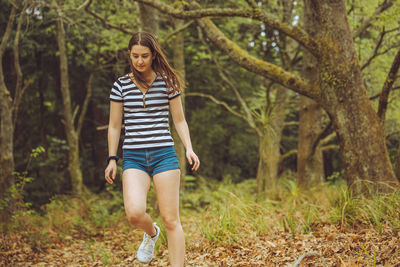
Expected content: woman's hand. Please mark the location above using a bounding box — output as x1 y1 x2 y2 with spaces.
186 150 200 171
105 161 117 184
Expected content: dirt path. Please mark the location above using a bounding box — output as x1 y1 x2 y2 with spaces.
2 221 399 266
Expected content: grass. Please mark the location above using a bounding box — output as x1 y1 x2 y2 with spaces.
2 175 400 252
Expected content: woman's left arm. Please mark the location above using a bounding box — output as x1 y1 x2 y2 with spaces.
170 96 200 171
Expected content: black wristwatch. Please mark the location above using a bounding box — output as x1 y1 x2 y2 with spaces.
106 156 119 164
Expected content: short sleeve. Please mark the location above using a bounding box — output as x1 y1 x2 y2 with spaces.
168 89 181 100
109 80 123 102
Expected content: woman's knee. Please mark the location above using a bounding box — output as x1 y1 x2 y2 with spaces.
162 215 181 231
126 208 146 225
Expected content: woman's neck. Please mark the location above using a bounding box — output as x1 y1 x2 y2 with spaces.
140 70 156 83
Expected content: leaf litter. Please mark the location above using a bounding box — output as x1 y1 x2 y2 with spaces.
1 219 399 266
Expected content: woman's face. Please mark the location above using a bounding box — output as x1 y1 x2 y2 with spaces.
129 45 155 74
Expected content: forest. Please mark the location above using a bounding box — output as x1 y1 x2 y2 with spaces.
1 0 400 266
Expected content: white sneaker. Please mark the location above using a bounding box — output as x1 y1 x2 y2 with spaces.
136 222 160 263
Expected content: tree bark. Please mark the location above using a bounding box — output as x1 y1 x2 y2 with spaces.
377 48 400 122
396 140 400 178
138 3 159 36
256 87 287 195
297 97 324 186
0 6 16 224
297 2 325 187
256 0 291 194
307 0 397 193
56 3 83 194
171 18 187 189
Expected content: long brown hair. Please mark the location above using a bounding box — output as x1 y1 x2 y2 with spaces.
128 32 185 93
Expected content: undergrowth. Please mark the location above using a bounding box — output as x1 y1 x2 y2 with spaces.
1 173 399 252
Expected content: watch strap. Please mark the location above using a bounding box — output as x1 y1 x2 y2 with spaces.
106 156 119 164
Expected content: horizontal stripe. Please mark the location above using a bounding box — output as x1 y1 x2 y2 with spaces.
124 113 168 118
123 142 174 150
110 91 121 98
110 98 123 102
110 74 176 150
125 126 169 132
169 93 181 100
124 95 168 101
124 103 169 109
123 132 171 139
124 138 174 145
124 108 169 113
125 120 168 126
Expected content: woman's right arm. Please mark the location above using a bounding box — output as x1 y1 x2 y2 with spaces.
105 101 123 184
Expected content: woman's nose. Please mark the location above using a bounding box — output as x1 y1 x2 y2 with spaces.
138 57 143 64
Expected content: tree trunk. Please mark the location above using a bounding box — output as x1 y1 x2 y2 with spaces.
0 6 16 225
297 96 324 186
256 129 280 195
56 5 83 194
138 3 159 36
256 88 287 196
307 0 397 194
171 18 187 189
297 4 325 186
396 139 400 178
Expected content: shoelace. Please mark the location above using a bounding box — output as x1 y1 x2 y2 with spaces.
142 235 154 253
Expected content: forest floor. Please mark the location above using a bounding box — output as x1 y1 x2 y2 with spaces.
2 217 400 266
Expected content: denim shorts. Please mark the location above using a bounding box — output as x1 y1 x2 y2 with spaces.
122 146 180 176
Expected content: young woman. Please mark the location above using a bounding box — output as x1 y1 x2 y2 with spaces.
104 32 200 267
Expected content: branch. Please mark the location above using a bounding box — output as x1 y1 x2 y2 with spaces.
196 16 318 99
84 0 134 35
77 72 93 137
0 6 17 106
186 92 250 122
377 47 400 121
161 20 194 46
320 132 337 145
353 0 396 39
361 28 386 71
133 0 319 55
197 27 257 130
369 86 400 100
311 114 332 155
12 1 28 129
284 121 299 127
72 104 79 124
280 149 297 162
12 80 32 128
280 143 339 162
244 0 258 9
0 6 16 58
292 251 325 267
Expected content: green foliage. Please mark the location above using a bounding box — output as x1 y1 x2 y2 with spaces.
0 146 45 230
2 0 399 241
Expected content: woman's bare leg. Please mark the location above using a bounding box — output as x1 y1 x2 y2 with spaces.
123 169 156 236
153 169 184 267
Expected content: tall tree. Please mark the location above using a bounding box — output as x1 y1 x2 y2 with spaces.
55 0 93 194
0 5 17 223
0 1 30 223
171 18 187 187
297 0 325 187
133 0 399 194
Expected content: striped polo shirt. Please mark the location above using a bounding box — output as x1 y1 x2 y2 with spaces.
109 74 181 150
